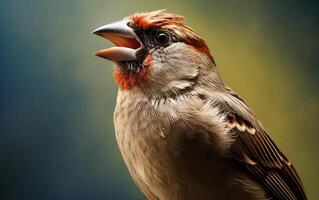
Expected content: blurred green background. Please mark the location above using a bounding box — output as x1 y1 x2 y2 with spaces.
1 0 318 199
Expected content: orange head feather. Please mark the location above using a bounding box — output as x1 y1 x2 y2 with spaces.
127 10 214 62
114 10 215 91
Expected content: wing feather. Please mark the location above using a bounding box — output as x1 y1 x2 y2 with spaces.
212 92 307 200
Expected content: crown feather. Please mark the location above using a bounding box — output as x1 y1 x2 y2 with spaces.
127 10 214 63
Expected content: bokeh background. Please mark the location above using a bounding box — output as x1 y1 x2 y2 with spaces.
1 0 318 199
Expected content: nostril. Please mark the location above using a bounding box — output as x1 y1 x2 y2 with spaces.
127 21 134 28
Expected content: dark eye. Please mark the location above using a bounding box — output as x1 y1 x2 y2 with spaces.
155 32 170 46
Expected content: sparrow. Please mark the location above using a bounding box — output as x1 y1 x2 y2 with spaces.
92 10 307 200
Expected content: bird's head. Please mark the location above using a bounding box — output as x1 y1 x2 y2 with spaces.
93 10 217 97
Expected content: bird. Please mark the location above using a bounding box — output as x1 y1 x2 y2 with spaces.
92 10 307 200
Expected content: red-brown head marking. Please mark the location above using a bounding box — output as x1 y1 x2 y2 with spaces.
127 10 214 62
114 10 215 90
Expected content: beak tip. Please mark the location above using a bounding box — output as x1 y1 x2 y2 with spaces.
92 19 136 38
91 29 101 35
92 24 111 36
94 54 105 60
94 51 101 57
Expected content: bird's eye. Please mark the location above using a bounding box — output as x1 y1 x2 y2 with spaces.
155 32 170 46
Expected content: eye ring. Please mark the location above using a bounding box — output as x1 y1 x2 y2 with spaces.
155 32 171 46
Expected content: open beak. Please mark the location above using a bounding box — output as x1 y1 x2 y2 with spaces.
92 20 141 62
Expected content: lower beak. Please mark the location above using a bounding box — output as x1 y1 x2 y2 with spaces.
94 47 137 61
92 20 141 62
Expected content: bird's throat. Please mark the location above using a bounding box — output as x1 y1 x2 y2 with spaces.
113 64 151 90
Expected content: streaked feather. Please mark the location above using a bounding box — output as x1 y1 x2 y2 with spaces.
214 91 307 200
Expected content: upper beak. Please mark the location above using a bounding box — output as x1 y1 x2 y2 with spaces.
92 20 141 62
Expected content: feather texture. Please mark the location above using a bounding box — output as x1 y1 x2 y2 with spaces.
127 10 214 61
214 91 307 200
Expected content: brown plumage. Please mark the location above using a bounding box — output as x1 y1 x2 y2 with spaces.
93 10 307 200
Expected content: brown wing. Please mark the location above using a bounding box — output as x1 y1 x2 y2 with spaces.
216 91 307 200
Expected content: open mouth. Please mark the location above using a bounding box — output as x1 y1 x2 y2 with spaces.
93 20 142 62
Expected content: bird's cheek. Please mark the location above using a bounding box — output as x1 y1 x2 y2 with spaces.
142 54 153 67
